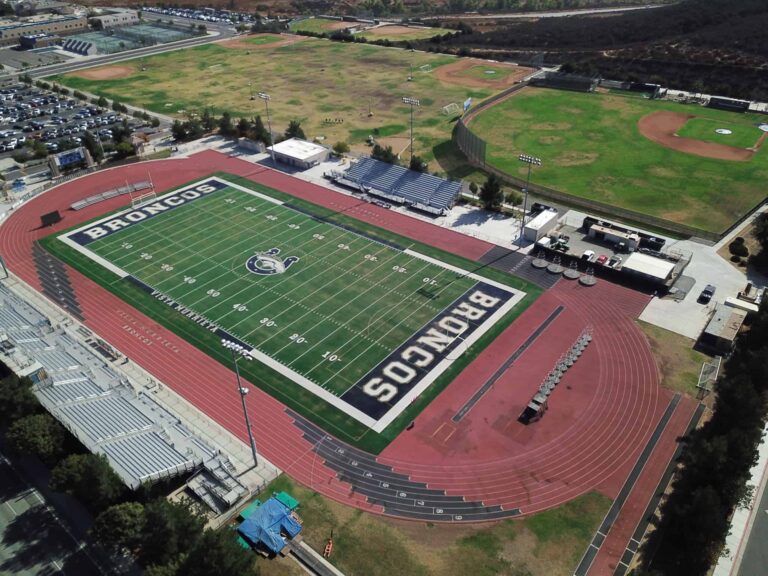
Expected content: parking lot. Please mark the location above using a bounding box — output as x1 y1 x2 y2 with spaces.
0 83 137 170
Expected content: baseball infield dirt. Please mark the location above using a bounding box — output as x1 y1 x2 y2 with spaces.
433 58 531 89
71 65 134 81
637 110 764 161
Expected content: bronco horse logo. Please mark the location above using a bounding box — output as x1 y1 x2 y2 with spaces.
245 248 299 276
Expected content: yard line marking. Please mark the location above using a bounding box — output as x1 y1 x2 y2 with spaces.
286 258 436 370
325 264 470 390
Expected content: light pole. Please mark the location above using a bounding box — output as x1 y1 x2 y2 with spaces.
402 96 420 166
221 339 259 468
257 92 275 165
518 153 542 244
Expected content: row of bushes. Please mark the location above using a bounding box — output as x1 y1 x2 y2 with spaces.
640 298 768 574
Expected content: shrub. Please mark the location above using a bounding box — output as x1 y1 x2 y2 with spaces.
729 239 749 257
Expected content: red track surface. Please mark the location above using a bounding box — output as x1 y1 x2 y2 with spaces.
0 151 680 523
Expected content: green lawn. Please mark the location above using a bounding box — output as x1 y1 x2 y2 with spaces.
51 37 489 165
676 117 763 149
252 474 611 576
43 174 540 452
242 34 282 45
470 87 768 233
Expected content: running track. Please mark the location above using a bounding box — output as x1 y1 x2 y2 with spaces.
0 152 688 531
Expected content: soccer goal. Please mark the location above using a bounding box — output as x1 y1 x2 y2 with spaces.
442 102 460 116
419 64 433 73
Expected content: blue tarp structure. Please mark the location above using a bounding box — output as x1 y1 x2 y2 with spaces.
237 497 302 555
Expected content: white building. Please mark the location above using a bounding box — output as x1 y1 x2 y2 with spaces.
523 208 558 243
267 138 329 170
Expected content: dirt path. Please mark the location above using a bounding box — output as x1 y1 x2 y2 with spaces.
637 110 761 162
433 57 531 89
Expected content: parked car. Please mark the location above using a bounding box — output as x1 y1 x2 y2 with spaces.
608 256 623 269
698 284 716 304
581 249 596 262
596 254 609 265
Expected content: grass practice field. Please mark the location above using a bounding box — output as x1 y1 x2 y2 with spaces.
46 175 536 451
676 117 764 149
470 87 768 233
52 36 520 165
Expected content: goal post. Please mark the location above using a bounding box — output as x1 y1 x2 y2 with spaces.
131 190 157 208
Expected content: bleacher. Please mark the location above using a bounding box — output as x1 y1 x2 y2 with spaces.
70 180 152 211
338 157 461 215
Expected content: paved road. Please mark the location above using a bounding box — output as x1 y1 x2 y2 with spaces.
737 471 768 576
430 5 666 20
0 452 102 576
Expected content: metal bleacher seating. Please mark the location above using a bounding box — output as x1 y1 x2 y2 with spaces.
70 180 152 211
342 158 461 214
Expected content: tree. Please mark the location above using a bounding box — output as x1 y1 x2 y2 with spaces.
151 117 160 128
83 131 104 163
409 154 426 172
112 100 124 112
284 119 305 140
236 117 251 138
92 502 146 552
250 115 271 145
0 373 39 424
753 213 768 247
171 120 186 141
750 213 768 269
201 108 217 132
5 414 66 466
479 173 503 211
144 561 181 576
468 181 478 195
138 499 205 567
333 141 350 155
97 96 109 108
114 141 134 160
178 529 257 576
371 144 397 164
50 454 125 513
218 112 235 137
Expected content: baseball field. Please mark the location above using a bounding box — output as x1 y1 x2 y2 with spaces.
469 87 768 233
53 35 528 163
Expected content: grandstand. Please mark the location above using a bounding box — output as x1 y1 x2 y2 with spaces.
331 157 461 215
0 283 247 506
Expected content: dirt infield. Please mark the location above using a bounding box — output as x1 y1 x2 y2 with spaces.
366 24 429 37
637 110 764 161
434 58 531 89
71 65 134 81
217 33 307 50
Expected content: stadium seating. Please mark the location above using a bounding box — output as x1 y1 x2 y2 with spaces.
342 158 461 214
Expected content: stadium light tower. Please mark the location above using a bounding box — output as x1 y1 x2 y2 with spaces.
221 338 259 468
402 96 420 165
518 153 542 244
257 92 275 165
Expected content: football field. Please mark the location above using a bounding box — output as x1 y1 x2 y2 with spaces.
58 176 525 433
